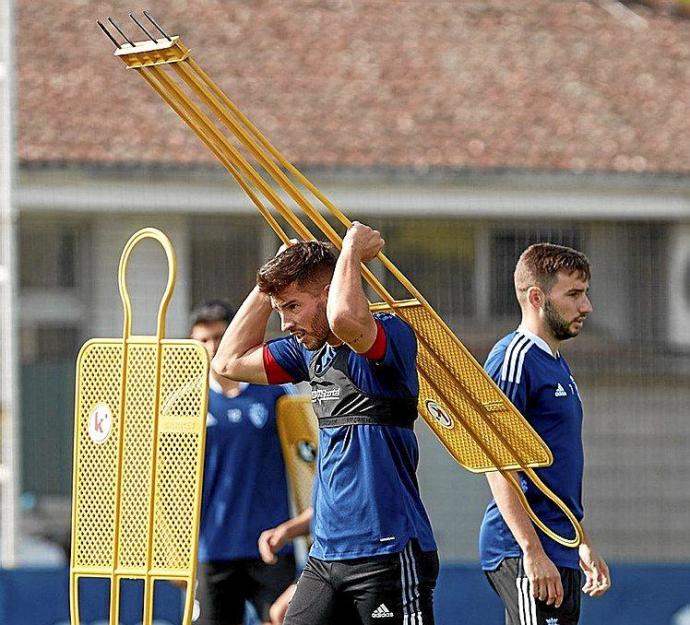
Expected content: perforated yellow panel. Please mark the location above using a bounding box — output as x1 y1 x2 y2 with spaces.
371 300 551 473
119 345 157 572
152 345 209 573
276 395 318 516
73 342 122 570
72 342 209 567
71 338 208 622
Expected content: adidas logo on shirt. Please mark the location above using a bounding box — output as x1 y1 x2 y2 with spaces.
371 604 394 618
554 383 568 397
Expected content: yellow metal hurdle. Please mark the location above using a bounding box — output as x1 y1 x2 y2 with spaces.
97 13 583 548
70 228 209 625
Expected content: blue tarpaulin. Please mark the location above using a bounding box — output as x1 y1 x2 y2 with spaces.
1 563 689 625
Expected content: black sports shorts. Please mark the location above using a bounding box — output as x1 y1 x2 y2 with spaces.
284 540 439 625
195 554 296 625
485 557 583 625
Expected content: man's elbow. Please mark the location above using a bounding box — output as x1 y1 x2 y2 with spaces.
328 311 363 342
211 355 240 380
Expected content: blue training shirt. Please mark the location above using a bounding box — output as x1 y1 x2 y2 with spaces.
198 379 293 562
479 327 584 571
265 313 437 560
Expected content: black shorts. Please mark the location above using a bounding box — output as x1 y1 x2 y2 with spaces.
485 557 583 625
284 541 439 625
195 554 296 625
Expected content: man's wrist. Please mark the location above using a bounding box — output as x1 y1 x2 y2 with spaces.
279 521 299 541
252 286 273 309
521 541 546 558
340 237 362 258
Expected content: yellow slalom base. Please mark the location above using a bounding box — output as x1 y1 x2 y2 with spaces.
99 16 582 549
69 229 209 625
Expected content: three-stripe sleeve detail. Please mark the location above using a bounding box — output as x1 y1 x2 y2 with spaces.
498 333 533 402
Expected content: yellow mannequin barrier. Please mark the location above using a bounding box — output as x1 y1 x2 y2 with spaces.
276 395 319 518
69 228 209 625
98 14 582 548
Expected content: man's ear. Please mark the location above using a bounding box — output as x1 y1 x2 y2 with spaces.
527 286 544 309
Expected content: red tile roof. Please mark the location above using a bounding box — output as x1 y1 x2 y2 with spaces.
16 0 690 173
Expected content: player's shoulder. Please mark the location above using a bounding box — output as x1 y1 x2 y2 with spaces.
373 311 414 336
485 330 537 381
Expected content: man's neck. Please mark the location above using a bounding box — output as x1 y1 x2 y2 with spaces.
519 318 560 356
326 331 344 347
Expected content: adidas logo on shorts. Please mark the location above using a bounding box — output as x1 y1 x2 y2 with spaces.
371 603 394 618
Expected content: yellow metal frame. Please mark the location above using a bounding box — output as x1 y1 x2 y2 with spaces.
103 29 582 548
70 228 209 625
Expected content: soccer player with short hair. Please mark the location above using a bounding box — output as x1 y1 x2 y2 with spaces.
190 300 296 625
212 222 439 625
480 244 611 625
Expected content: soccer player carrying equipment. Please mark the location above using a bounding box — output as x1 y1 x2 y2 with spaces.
480 244 611 625
213 229 439 625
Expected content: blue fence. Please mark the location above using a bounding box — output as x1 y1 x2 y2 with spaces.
1 564 689 625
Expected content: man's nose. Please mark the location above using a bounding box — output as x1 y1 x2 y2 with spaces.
581 296 593 314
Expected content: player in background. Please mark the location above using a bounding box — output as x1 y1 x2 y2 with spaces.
480 244 611 625
190 300 296 625
257 508 313 625
212 223 439 625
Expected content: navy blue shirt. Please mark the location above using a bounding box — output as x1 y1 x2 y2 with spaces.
479 328 584 571
265 313 437 560
198 380 293 562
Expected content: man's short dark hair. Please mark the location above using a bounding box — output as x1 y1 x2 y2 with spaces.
257 241 337 296
189 299 235 330
515 243 591 297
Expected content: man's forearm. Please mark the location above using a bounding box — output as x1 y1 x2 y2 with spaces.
280 507 313 541
327 242 375 349
212 285 272 382
486 471 545 555
328 244 370 324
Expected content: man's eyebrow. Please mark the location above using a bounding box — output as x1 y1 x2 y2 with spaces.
273 298 296 309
